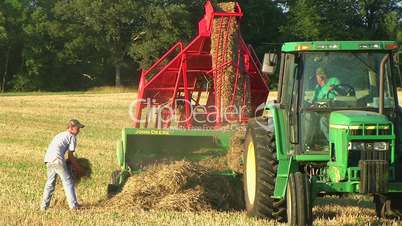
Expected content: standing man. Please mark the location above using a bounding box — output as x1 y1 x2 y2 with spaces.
40 119 85 210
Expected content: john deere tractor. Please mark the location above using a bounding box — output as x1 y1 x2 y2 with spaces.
243 41 402 225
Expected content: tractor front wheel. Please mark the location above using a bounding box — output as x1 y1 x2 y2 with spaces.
243 118 286 221
287 172 312 226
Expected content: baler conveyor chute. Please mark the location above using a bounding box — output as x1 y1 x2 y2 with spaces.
109 1 269 191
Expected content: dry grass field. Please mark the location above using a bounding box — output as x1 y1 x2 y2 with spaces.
0 90 401 225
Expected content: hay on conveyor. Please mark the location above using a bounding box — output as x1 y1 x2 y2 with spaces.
210 2 251 121
107 160 244 211
211 3 239 116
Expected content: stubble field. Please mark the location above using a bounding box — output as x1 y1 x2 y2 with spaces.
0 90 401 225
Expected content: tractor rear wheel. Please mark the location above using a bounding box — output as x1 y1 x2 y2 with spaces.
243 118 286 221
287 172 312 226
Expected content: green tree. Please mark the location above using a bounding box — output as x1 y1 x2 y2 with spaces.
0 12 6 42
52 0 193 87
356 0 401 39
0 11 7 92
239 0 286 47
129 2 193 68
0 0 28 92
281 0 401 41
282 0 358 40
46 0 141 87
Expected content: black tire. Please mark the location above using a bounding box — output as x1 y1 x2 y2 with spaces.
287 173 297 225
304 174 313 224
374 195 385 218
107 170 121 195
243 117 286 221
374 194 402 218
287 172 312 226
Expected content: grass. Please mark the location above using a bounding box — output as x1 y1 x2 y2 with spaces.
0 91 401 225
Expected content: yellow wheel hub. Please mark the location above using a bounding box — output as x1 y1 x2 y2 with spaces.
246 141 256 205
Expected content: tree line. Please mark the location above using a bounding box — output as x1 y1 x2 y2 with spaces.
0 0 400 92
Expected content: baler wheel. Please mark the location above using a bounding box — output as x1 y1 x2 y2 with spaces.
243 117 286 221
107 170 121 195
110 170 121 185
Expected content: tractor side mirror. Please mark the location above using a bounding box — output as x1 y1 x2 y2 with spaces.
262 53 278 75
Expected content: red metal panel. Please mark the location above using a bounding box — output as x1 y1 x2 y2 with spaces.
134 1 269 129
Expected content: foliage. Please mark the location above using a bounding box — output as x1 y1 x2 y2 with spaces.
129 3 193 68
0 0 400 91
281 0 402 41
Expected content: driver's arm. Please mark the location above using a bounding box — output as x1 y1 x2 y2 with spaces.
326 77 341 99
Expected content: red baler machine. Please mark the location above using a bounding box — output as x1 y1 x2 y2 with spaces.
133 1 268 129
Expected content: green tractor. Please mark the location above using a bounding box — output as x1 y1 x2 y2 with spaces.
243 41 402 225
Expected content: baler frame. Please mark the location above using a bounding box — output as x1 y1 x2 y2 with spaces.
110 1 269 193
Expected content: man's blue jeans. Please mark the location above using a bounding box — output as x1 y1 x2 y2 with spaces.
40 159 78 209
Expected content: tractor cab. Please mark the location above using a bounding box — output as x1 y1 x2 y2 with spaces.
272 41 401 154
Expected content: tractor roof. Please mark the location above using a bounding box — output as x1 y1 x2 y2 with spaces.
282 41 399 52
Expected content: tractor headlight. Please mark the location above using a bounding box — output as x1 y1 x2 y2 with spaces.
348 141 389 151
348 142 365 151
372 142 388 151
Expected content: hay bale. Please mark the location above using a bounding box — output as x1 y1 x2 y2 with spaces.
67 157 92 184
106 160 244 211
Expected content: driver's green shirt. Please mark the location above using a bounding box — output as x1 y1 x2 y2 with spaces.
313 77 340 102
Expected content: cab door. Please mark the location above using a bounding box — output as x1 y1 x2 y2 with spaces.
277 53 300 155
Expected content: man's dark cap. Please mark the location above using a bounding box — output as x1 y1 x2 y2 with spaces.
68 119 85 128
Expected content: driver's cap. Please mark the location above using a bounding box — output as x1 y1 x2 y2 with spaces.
316 67 326 75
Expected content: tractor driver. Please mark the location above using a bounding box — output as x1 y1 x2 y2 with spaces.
312 67 340 102
305 67 340 150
